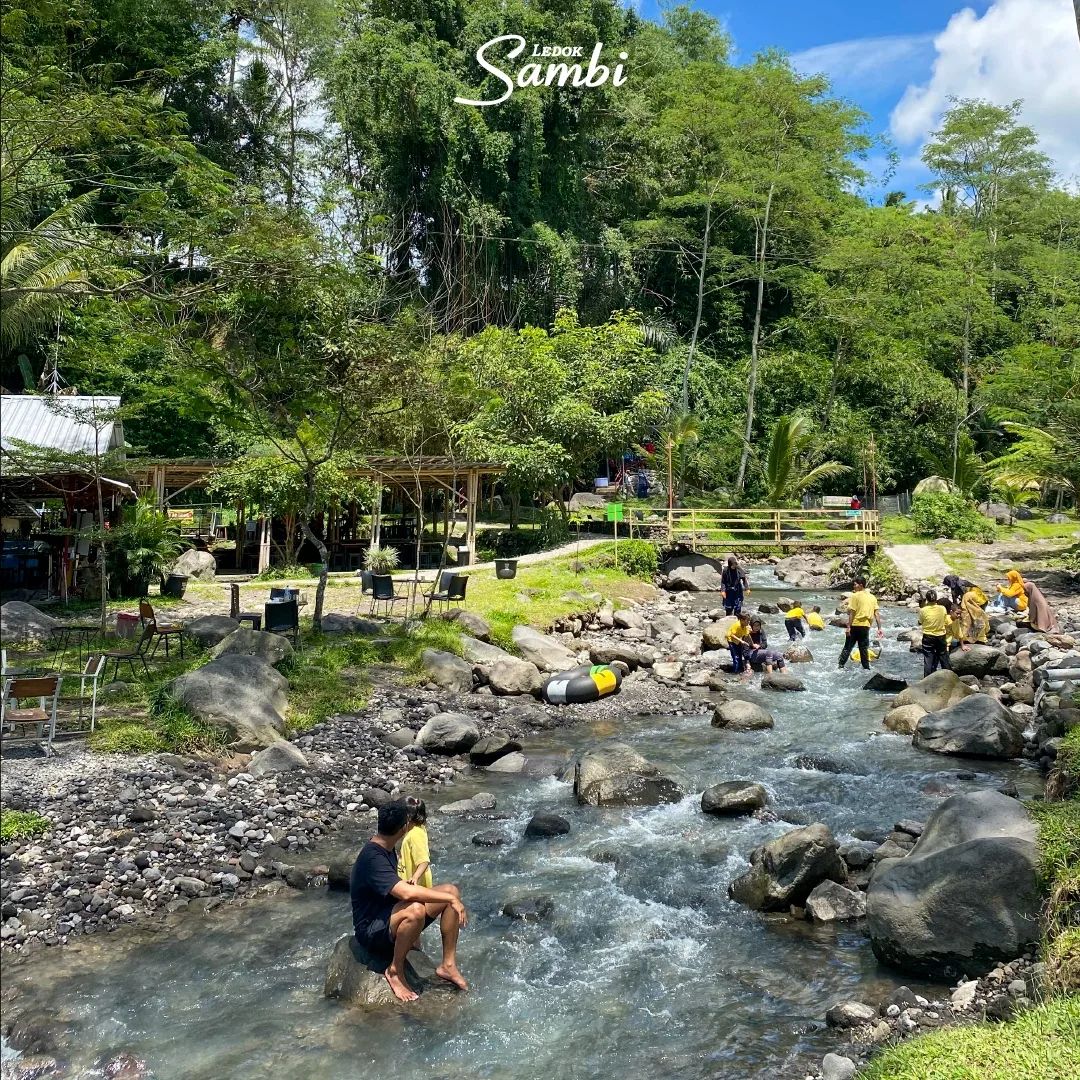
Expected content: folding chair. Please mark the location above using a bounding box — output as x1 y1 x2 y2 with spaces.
228 583 262 630
139 600 185 659
103 623 155 680
264 598 300 649
71 654 105 735
369 574 406 618
1 674 63 755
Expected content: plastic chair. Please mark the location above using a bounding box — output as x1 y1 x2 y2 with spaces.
2 674 63 755
354 570 374 614
139 599 184 659
424 571 467 612
369 574 406 617
229 583 262 630
103 623 155 680
264 598 300 648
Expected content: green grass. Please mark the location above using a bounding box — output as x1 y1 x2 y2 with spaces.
866 551 905 594
0 809 51 842
1029 796 1080 994
880 515 922 544
861 995 1080 1080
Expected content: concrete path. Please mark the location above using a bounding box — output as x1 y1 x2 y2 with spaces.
884 544 950 584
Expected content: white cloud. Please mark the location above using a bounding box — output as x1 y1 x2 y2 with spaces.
890 0 1080 180
791 33 936 94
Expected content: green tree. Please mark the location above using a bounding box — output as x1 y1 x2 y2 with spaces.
761 414 849 506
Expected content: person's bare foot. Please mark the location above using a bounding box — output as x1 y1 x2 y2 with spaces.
436 962 469 991
384 965 418 1003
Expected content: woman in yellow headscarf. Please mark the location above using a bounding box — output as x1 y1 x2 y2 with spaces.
961 584 989 646
996 570 1029 614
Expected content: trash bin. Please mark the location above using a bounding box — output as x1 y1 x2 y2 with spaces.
162 573 189 599
495 558 518 580
116 611 140 638
456 545 471 567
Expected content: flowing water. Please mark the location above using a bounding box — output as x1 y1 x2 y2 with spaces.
3 573 1042 1079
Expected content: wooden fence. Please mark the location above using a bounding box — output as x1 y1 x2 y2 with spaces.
630 507 880 552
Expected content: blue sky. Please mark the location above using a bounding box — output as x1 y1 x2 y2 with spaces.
632 0 1080 202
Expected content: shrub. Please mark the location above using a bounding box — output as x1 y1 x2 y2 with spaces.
0 808 51 842
612 539 658 579
866 552 905 596
90 722 167 753
254 563 310 581
494 512 570 558
910 492 996 542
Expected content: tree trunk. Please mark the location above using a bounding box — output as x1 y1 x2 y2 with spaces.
299 516 329 631
953 286 973 483
93 435 108 633
736 181 775 492
682 195 713 414
824 334 843 427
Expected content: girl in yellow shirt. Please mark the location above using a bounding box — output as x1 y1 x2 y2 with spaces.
398 798 432 889
996 570 1029 613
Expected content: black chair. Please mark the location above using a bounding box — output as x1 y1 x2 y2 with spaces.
229 583 262 630
369 574 406 617
264 598 300 648
354 570 374 614
103 624 155 680
424 571 467 612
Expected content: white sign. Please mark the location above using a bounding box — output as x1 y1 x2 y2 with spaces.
455 35 628 107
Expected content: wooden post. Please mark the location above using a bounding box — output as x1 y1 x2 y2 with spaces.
465 469 478 563
774 510 781 546
154 465 165 509
257 515 270 573
690 507 697 552
370 487 382 551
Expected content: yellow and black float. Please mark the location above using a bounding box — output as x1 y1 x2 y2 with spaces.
542 664 623 705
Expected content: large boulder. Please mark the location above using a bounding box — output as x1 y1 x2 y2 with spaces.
211 627 294 667
589 642 643 670
701 781 767 816
460 636 511 665
883 704 926 735
321 614 383 635
170 548 217 581
913 694 1026 758
487 657 543 696
913 475 958 495
729 823 846 911
663 553 726 592
0 601 59 644
712 700 774 731
761 671 805 692
420 649 474 693
866 791 1041 979
324 936 444 1007
445 609 491 641
568 491 606 511
469 732 521 765
415 712 480 755
248 740 308 777
806 880 867 922
184 615 241 648
893 669 976 713
170 655 288 749
949 644 1009 678
863 673 908 694
572 742 684 807
701 617 738 649
511 625 578 673
650 613 688 639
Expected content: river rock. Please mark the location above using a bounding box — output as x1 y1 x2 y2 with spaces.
590 642 643 669
825 1001 877 1029
761 671 804 692
650 612 688 638
170 548 217 580
438 792 496 816
0 601 60 645
324 936 424 1006
524 812 571 838
652 660 684 681
893 669 976 712
211 626 294 667
702 617 738 649
502 896 553 921
864 672 908 693
729 824 846 911
461 636 510 665
184 614 241 648
420 649 474 692
469 732 522 765
385 727 415 748
784 644 814 663
511 625 578 672
613 609 645 630
170 655 287 749
821 1053 858 1080
866 790 1040 978
485 751 526 773
670 633 702 657
445 609 491 641
950 643 1009 678
415 712 480 754
248 740 308 776
758 602 780 614
321 613 383 634
663 552 725 591
487 657 543 696
913 695 1025 758
572 742 684 807
883 704 926 735
472 831 509 847
701 781 767 816
712 700 774 731
806 880 867 922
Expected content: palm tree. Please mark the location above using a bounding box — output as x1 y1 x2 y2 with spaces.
925 434 985 499
762 414 850 506
0 190 94 352
658 410 701 505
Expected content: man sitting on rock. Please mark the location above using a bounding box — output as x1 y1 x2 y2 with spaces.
350 799 469 1002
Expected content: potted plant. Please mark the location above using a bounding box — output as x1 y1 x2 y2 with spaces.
363 544 400 576
495 558 518 579
108 496 183 598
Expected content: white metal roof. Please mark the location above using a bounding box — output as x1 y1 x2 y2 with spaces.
0 394 125 457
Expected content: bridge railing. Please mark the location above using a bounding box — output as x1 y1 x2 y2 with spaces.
631 507 880 551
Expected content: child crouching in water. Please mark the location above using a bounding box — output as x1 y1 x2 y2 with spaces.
806 605 825 631
727 611 754 678
784 604 807 641
398 797 432 888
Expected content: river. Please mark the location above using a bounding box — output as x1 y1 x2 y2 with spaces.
1 572 1041 1079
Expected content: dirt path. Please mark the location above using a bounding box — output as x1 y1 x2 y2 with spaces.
884 543 950 584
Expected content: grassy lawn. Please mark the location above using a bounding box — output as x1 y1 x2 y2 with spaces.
862 995 1080 1080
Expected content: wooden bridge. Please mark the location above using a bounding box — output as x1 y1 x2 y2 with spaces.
628 507 880 553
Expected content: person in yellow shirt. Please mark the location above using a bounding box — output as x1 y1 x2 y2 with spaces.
917 590 951 677
961 585 989 646
838 577 883 670
996 570 1029 613
727 611 754 676
398 798 432 889
806 606 826 631
784 604 807 641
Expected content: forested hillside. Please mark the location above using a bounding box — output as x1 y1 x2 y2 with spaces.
2 0 1077 503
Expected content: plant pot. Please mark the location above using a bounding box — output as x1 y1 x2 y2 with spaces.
495 558 519 580
162 573 190 599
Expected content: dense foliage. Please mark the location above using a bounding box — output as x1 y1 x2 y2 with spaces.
910 492 997 543
2 0 1076 515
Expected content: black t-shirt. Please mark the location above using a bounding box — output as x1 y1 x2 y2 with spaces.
350 840 400 936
